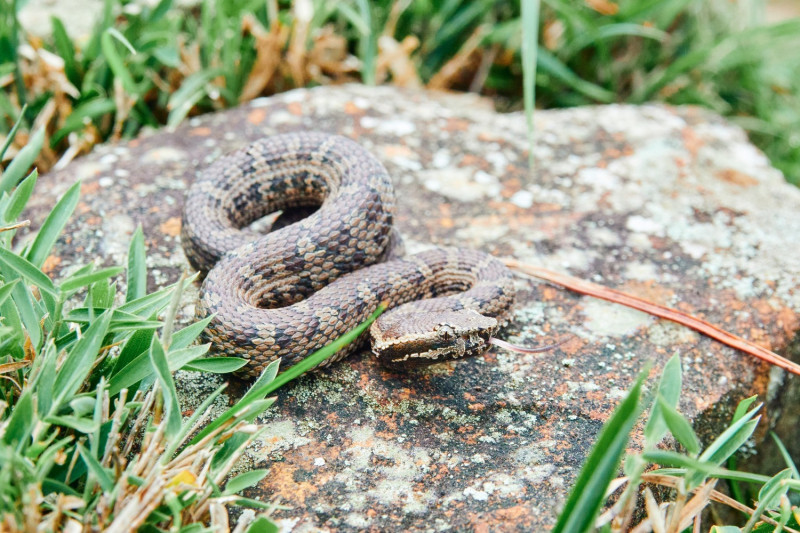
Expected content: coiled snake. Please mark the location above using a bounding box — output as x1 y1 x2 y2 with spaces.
181 132 517 378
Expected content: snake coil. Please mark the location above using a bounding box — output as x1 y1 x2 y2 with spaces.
181 132 516 378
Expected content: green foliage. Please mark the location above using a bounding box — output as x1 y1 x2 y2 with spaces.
0 116 286 529
554 353 800 532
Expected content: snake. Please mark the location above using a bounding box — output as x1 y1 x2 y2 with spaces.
180 132 517 378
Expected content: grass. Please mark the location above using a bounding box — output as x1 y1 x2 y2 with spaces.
554 355 800 533
0 112 388 531
0 0 798 183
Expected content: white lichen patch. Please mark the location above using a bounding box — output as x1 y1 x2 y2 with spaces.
251 420 313 456
419 167 501 202
580 299 651 338
329 426 436 515
647 320 700 347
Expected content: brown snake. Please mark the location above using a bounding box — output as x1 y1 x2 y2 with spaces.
181 132 517 378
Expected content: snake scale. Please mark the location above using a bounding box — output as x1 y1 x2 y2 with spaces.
181 132 517 378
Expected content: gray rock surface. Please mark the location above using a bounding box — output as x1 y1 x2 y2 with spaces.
25 85 800 531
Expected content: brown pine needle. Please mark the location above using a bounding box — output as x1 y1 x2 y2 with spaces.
504 259 800 376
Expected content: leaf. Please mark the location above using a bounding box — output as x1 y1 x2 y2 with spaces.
111 327 155 378
353 0 375 85
34 341 58 416
223 469 269 495
757 468 792 509
518 0 540 171
656 395 701 456
51 310 113 412
562 23 667 58
108 343 208 396
742 469 793 532
170 314 214 351
149 335 182 438
181 357 248 373
731 395 758 424
26 180 81 269
0 244 57 296
4 168 37 223
52 99 117 144
77 443 114 493
51 17 79 86
0 103 27 161
770 432 800 479
126 225 147 302
118 273 198 317
0 127 44 195
699 404 761 466
101 28 139 95
245 516 279 533
0 279 20 307
644 353 682 447
61 266 124 292
44 415 98 434
537 49 616 104
167 68 224 127
552 366 649 533
2 389 35 447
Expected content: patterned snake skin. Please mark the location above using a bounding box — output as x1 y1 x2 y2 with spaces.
181 132 516 378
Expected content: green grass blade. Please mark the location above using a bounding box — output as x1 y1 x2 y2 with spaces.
0 103 27 161
0 279 20 307
149 335 182 438
731 395 758 424
76 442 114 493
169 314 213 351
0 246 57 296
101 28 139 95
51 310 113 412
167 68 223 127
656 395 700 456
521 0 540 171
52 98 117 144
60 266 124 292
180 357 248 373
126 225 147 302
26 180 80 269
562 23 667 58
1 389 34 448
537 48 616 104
644 353 682 447
743 469 793 532
699 404 761 465
552 366 649 533
0 127 43 195
107 344 208 396
4 168 37 223
354 0 375 85
770 432 800 479
190 303 387 446
223 469 269 495
51 17 79 86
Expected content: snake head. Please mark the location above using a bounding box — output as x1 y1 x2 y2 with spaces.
370 308 499 369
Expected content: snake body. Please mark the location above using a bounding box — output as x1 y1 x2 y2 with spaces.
181 132 516 378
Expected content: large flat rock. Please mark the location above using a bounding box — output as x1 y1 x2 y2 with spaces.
25 85 799 531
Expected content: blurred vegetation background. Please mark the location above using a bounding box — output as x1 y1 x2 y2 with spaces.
1 0 799 184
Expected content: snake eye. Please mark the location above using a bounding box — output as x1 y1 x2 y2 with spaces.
436 325 455 341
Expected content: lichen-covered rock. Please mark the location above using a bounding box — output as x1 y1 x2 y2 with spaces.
25 85 799 531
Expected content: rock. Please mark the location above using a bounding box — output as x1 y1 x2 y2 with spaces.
25 85 800 530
